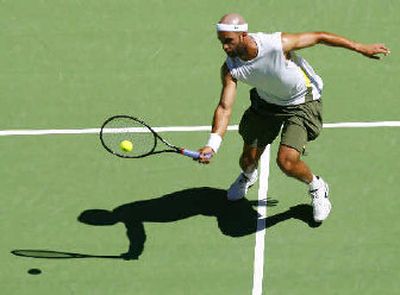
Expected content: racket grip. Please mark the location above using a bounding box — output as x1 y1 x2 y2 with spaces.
180 149 211 159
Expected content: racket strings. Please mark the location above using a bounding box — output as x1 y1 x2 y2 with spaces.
101 117 156 158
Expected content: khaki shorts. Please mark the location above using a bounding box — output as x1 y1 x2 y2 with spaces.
238 88 323 153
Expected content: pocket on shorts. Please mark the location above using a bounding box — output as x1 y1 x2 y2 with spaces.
304 99 323 141
287 100 323 142
239 107 283 147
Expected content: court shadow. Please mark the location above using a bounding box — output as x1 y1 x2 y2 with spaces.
78 187 319 260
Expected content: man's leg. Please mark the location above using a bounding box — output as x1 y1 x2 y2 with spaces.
278 114 332 222
276 144 312 184
239 143 266 174
227 144 266 201
233 94 282 201
276 143 331 222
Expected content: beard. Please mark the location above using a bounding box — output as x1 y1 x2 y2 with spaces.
226 42 246 58
226 50 238 57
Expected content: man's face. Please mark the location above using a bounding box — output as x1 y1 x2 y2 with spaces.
217 31 244 57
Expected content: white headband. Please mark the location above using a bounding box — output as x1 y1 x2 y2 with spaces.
216 23 248 32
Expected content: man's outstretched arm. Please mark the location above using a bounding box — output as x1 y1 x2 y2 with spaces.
198 63 237 163
281 32 390 59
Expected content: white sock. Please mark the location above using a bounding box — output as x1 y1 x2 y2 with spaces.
309 175 322 190
243 169 258 180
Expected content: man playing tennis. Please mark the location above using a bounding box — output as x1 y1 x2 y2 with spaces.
198 13 390 222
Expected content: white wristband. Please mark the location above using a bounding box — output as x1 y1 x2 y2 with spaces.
206 133 222 153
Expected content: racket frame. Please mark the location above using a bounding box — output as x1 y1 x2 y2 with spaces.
99 115 198 159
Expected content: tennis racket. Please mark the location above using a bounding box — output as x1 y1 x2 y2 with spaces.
99 115 210 159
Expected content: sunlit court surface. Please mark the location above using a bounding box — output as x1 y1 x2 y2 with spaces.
1 1 399 294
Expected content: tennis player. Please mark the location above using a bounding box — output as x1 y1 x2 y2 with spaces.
198 13 390 222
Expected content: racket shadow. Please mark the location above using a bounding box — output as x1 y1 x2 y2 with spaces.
11 249 121 260
77 187 319 260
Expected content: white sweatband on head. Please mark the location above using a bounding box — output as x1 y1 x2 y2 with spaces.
216 23 248 32
206 133 223 153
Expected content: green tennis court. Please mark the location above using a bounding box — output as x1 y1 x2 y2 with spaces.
1 1 399 294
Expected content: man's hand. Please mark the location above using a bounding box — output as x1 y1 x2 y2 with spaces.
356 43 391 59
197 146 215 164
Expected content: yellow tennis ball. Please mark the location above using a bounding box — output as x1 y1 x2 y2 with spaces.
120 140 133 152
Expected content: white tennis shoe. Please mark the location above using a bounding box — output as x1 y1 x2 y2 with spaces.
227 170 258 201
309 177 331 222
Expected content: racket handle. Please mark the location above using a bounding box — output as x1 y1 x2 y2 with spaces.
180 149 211 159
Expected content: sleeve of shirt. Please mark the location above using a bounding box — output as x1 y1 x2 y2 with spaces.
262 32 283 54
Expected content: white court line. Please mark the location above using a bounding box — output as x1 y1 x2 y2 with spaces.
323 121 400 128
0 121 399 136
252 145 271 295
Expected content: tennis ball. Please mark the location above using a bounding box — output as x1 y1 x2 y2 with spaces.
120 140 133 152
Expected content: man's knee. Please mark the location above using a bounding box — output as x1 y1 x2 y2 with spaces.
276 146 301 175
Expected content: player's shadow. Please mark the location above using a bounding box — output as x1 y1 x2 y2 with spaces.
78 187 320 260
